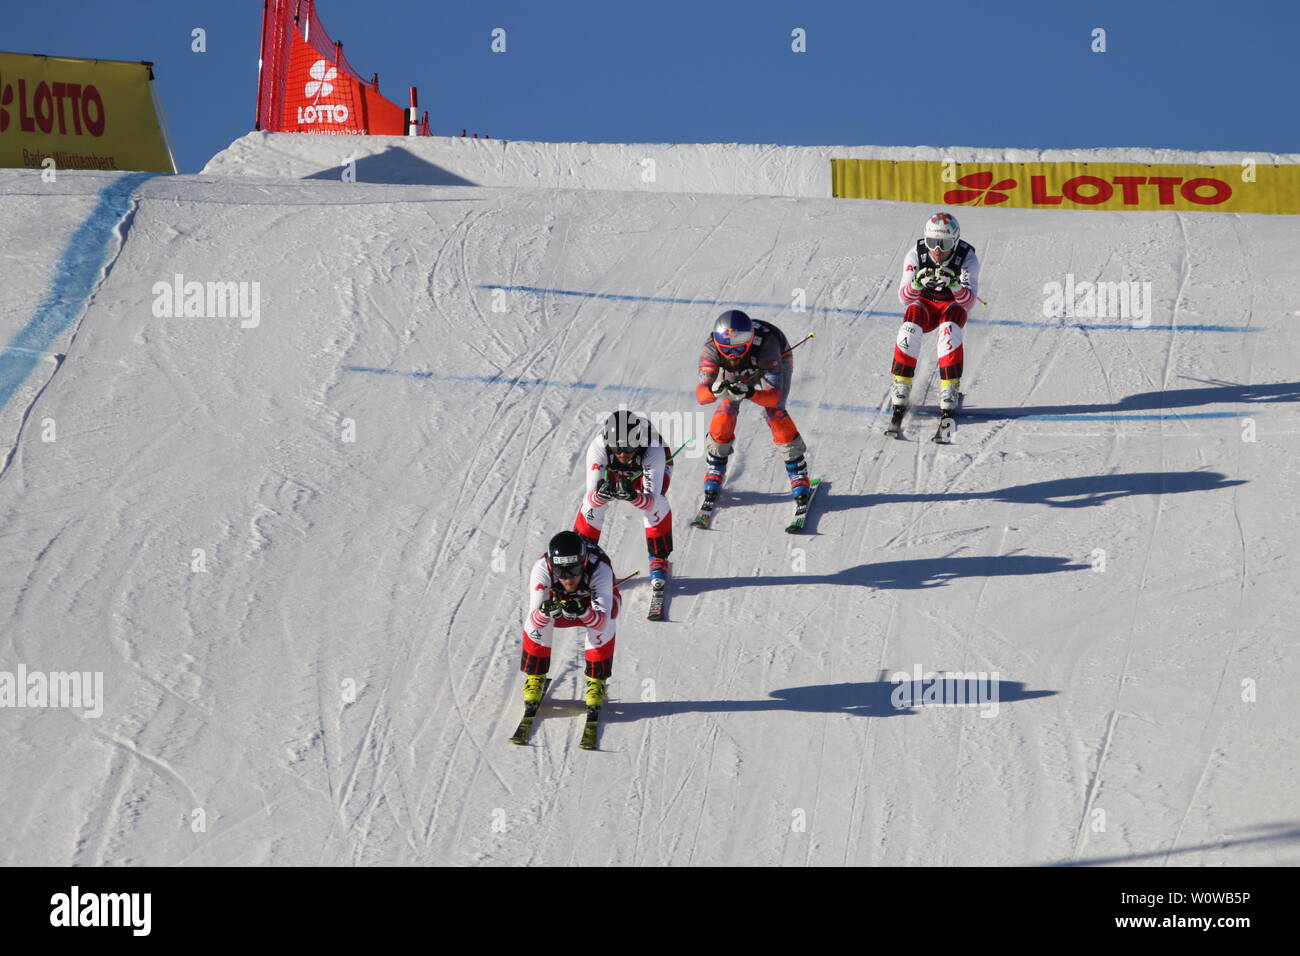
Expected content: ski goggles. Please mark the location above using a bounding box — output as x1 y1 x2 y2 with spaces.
713 329 754 358
924 236 957 252
551 561 582 580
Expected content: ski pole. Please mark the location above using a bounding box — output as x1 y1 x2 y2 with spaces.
625 438 692 482
733 334 815 384
614 571 640 587
721 335 813 392
664 438 693 464
781 332 815 357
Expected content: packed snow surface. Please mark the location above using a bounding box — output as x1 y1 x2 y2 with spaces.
0 136 1296 865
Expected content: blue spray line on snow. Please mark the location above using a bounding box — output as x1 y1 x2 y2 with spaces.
476 284 1259 334
0 172 159 413
345 367 1253 421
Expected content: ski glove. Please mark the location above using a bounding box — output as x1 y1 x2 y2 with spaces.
911 266 936 291
605 477 636 501
540 597 589 620
721 380 755 400
558 597 589 618
594 479 618 503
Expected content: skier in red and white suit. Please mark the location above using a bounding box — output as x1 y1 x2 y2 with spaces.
573 410 673 585
519 531 619 708
890 211 981 415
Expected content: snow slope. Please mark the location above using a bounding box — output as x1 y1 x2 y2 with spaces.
0 139 1297 866
205 130 1300 197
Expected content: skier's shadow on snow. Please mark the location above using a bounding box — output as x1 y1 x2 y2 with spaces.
816 470 1245 514
961 380 1300 420
605 679 1055 723
671 554 1088 597
305 146 479 186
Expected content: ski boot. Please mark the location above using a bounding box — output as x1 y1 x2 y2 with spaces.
647 554 670 620
933 378 961 444
522 674 548 705
939 378 961 413
703 453 727 498
891 375 912 413
886 375 912 436
785 454 811 501
584 677 607 708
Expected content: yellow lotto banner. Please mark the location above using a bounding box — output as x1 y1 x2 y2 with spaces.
0 51 175 173
831 159 1300 214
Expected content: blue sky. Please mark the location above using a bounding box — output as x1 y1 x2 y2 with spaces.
5 0 1296 173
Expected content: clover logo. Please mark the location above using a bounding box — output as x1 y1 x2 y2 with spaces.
943 171 1017 206
305 60 337 102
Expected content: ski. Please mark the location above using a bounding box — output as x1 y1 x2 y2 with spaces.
690 494 717 529
508 677 553 745
931 392 965 444
647 566 670 622
690 478 725 529
785 477 823 534
579 705 602 750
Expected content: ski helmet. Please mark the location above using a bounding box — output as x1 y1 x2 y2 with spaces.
602 409 651 455
712 309 755 359
923 212 960 253
547 531 588 578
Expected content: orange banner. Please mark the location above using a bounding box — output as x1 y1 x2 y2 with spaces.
279 28 404 135
832 159 1300 214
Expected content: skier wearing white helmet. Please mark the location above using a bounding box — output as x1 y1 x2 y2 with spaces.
886 212 981 436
